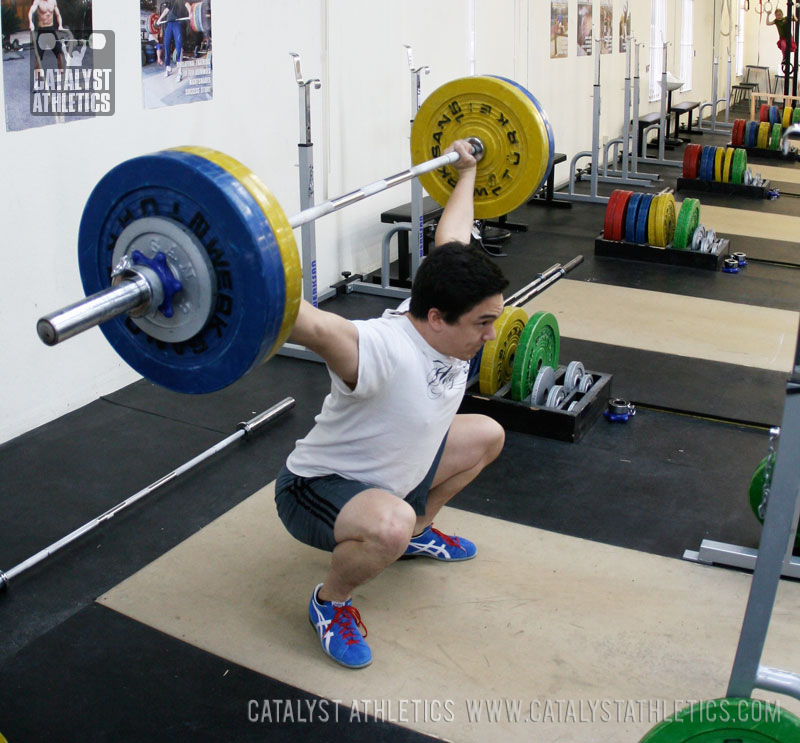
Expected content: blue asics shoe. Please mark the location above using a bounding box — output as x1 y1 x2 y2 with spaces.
308 584 372 669
403 524 477 561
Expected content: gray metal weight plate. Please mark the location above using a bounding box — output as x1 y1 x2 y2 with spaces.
691 224 706 252
111 216 217 343
700 228 717 254
564 360 585 393
577 373 594 393
545 384 567 409
531 364 555 405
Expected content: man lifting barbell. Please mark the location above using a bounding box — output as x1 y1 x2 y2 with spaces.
274 139 508 669
157 0 188 79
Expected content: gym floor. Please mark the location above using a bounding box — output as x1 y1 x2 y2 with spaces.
2 104 800 742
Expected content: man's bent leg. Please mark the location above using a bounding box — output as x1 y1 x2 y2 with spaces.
415 413 504 533
318 489 416 603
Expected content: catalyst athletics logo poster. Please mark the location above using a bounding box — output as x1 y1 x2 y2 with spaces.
31 29 113 116
1 0 112 131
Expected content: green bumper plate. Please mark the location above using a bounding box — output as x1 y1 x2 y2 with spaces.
510 310 560 401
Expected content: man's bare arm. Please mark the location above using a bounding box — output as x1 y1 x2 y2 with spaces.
28 0 41 31
434 139 478 247
289 300 360 388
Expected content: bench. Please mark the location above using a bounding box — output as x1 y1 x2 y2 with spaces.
527 152 569 209
380 196 443 283
731 83 757 106
668 100 700 139
637 112 661 155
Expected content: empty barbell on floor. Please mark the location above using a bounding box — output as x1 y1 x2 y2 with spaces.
0 396 295 592
36 75 555 394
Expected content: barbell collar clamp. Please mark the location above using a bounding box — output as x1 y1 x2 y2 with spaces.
504 262 561 306
608 398 636 416
511 254 584 307
37 273 153 346
237 396 296 434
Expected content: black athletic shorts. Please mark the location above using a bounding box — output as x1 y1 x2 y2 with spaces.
274 434 447 552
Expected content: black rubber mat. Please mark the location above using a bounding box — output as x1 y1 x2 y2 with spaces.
0 362 328 666
0 604 437 743
103 355 332 433
720 233 800 267
558 338 787 427
671 187 800 216
453 406 771 560
769 179 800 196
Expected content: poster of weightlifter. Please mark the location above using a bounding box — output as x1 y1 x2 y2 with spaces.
139 0 212 109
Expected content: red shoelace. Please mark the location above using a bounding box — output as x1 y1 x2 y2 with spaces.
430 525 464 551
324 605 368 645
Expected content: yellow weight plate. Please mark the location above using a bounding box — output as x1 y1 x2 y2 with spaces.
661 193 676 246
647 194 662 246
479 306 529 395
757 121 770 149
174 146 302 361
411 76 553 220
714 147 725 182
651 192 676 247
784 106 793 128
723 147 735 183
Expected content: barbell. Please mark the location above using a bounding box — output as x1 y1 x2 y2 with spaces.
36 76 555 394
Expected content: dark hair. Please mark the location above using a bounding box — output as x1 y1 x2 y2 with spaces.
409 242 509 324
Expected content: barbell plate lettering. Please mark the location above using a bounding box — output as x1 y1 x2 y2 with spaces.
489 75 556 193
173 146 302 361
410 76 553 219
78 149 287 394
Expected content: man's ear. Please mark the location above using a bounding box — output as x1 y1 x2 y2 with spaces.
427 307 446 331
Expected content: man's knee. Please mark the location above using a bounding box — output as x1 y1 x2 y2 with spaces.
475 414 505 463
335 491 416 556
370 506 416 556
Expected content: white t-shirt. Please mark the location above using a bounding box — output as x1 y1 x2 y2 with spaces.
286 305 469 497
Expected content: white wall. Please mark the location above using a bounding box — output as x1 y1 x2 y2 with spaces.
2 0 724 445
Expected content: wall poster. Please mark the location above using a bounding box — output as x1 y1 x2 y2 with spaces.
2 0 113 131
140 0 212 109
550 1 568 59
577 1 592 56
